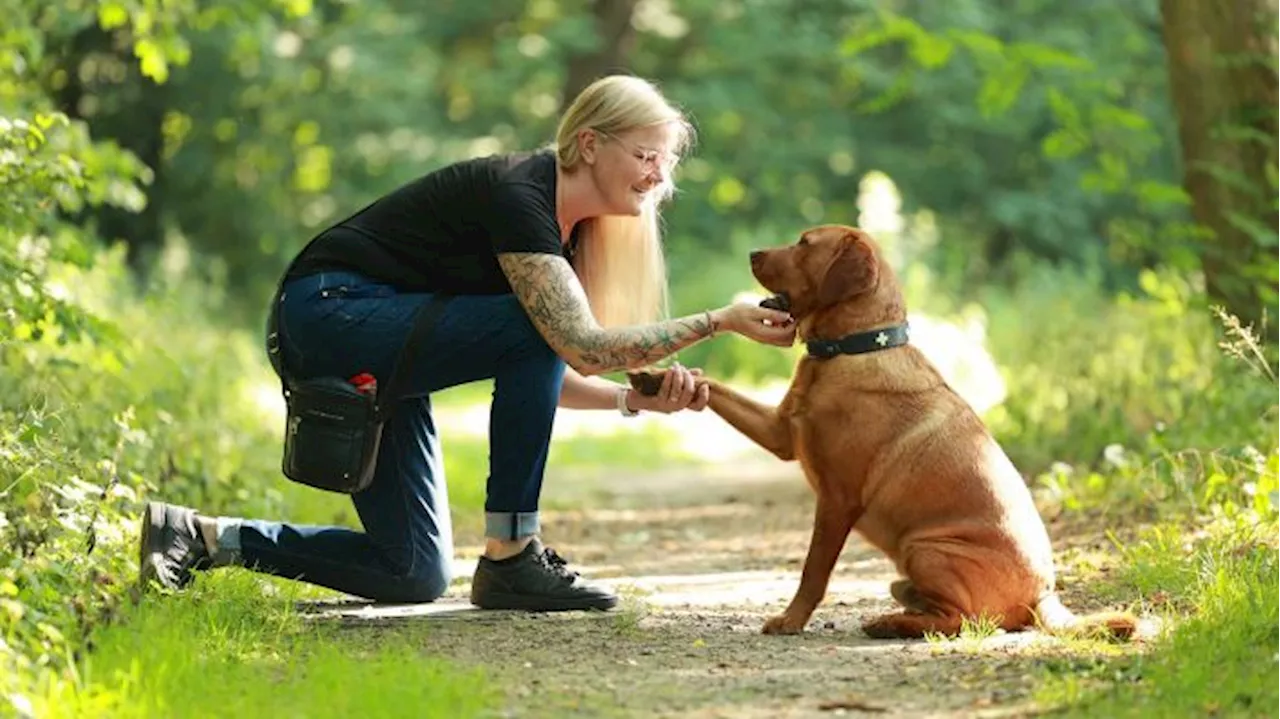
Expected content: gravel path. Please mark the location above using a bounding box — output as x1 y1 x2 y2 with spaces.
312 459 1128 718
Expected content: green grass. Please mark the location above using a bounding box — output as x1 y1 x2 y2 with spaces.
28 573 497 718
1037 513 1279 717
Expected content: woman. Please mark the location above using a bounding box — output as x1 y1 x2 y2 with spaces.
140 75 795 612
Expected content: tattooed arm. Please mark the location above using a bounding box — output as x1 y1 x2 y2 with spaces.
498 252 725 375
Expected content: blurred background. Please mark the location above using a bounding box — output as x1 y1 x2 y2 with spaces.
2 0 1277 702
5 0 1278 517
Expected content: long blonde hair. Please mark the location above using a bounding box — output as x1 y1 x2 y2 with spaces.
555 75 694 327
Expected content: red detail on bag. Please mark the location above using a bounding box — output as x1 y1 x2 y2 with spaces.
348 372 378 395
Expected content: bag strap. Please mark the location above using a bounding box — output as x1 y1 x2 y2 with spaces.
373 293 451 421
265 285 290 385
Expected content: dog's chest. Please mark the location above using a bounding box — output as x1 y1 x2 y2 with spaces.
789 414 873 504
783 372 882 497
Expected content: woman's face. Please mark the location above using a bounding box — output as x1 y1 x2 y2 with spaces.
589 123 680 216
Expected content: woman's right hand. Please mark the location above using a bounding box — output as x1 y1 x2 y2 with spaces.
713 302 796 347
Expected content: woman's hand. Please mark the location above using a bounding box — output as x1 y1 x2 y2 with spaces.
625 362 709 414
712 302 796 347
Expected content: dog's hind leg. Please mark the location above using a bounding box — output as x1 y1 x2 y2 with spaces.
869 541 1036 639
861 610 965 639
889 579 931 612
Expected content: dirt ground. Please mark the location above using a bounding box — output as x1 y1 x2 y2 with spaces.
311 461 1138 718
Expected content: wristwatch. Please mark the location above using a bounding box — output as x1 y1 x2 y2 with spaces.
616 387 640 417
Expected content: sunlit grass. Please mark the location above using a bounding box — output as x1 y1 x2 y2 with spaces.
1036 513 1279 717
30 573 497 719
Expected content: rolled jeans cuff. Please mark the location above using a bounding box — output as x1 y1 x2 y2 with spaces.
484 512 539 541
213 516 243 565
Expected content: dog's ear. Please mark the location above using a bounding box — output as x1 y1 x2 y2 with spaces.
816 236 877 307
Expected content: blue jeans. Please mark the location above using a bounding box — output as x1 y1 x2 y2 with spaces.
215 270 566 603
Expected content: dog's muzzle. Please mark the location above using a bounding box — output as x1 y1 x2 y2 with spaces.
759 292 791 312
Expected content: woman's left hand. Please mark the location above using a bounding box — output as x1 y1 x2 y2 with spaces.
627 362 709 414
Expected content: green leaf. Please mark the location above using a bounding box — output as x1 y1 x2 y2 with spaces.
1224 210 1279 247
949 29 1004 60
23 126 45 150
98 2 130 30
1092 104 1151 132
283 0 313 18
1134 181 1190 209
841 29 892 56
1216 124 1278 150
1045 88 1081 128
292 145 331 192
32 113 66 131
1192 161 1267 195
910 34 954 69
856 68 916 114
1081 152 1130 193
134 39 169 83
710 176 746 208
977 63 1028 117
880 10 927 40
1010 42 1092 71
1042 128 1088 159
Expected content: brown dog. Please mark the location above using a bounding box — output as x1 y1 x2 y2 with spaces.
631 225 1136 639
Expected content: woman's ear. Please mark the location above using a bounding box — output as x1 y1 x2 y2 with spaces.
578 129 599 164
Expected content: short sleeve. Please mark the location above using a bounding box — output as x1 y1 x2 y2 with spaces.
487 181 564 256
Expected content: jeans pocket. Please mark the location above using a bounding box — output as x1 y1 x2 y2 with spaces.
317 284 396 324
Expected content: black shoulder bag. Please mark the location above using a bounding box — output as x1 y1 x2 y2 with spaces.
265 280 450 494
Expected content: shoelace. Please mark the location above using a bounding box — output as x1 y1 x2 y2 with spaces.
539 547 579 579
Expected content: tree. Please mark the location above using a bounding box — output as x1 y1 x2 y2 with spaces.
49 22 170 272
1159 0 1279 338
560 0 639 107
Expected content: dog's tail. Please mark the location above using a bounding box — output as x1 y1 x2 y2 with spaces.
1034 593 1138 640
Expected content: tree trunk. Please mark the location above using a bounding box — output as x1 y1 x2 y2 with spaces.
560 0 639 111
1159 0 1279 339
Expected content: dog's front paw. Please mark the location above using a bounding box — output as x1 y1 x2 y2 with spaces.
626 369 666 397
762 612 808 635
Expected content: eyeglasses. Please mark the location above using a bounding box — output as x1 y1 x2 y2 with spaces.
595 129 678 174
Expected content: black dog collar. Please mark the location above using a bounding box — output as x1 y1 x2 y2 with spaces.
806 323 910 359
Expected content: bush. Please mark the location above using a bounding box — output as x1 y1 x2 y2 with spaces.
966 266 1276 478
1 241 301 705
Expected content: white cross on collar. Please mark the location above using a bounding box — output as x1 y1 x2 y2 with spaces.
875 331 889 346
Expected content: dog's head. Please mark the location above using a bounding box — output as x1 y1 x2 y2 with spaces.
750 225 889 322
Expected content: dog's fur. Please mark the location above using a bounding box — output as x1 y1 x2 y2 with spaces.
630 225 1136 639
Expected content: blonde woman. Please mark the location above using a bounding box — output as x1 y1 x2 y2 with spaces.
140 75 795 612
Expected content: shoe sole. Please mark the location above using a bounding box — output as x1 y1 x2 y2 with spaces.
137 501 169 591
473 592 619 612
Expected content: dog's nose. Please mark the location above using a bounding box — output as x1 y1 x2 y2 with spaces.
749 250 765 266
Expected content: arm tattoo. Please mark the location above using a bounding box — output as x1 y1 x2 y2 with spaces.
497 252 715 374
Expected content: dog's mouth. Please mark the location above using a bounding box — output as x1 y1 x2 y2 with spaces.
759 292 791 312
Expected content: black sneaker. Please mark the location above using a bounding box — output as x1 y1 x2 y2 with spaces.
138 501 211 591
470 538 618 611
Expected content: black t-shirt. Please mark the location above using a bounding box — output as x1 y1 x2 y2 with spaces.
284 149 578 294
